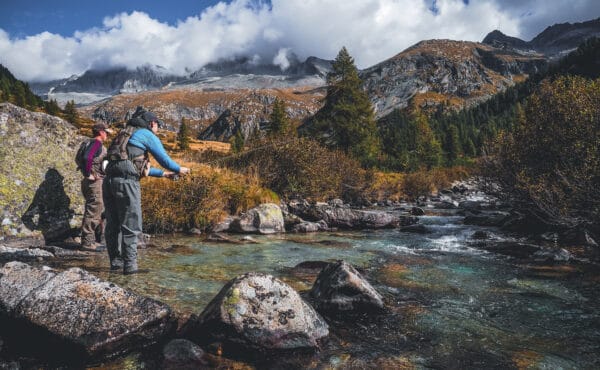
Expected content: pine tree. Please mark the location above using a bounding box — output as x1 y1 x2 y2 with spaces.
230 129 245 153
177 117 191 150
269 98 289 136
308 47 380 166
413 112 442 170
443 124 462 164
63 100 79 124
45 99 61 116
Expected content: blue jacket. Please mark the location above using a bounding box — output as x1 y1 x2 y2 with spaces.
128 128 180 177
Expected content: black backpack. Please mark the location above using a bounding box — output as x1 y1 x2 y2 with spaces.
75 139 95 174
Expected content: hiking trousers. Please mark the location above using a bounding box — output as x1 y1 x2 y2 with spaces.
81 178 104 247
102 176 142 271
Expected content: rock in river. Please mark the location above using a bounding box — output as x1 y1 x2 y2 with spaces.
184 272 328 353
229 203 285 234
310 260 384 313
0 262 175 363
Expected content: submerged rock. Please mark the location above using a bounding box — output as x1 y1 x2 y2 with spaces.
162 339 206 369
310 260 384 313
184 272 328 352
0 246 54 262
230 203 285 234
400 224 431 234
0 262 175 363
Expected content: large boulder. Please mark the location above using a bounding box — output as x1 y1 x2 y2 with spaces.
309 261 384 313
0 103 85 241
230 203 285 234
287 202 416 230
0 262 175 363
184 273 328 352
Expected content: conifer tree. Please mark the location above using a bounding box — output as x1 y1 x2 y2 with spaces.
45 99 61 116
230 129 245 153
63 100 79 124
269 98 289 136
177 117 191 150
309 47 380 166
443 124 462 164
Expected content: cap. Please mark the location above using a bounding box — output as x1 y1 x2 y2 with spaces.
140 111 165 128
92 122 113 134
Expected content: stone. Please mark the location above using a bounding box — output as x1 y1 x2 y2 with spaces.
291 220 329 233
0 246 54 262
162 339 206 369
411 207 425 216
471 231 490 240
309 260 384 313
0 262 175 363
464 212 511 227
230 203 285 234
212 216 235 233
400 224 431 234
184 272 328 352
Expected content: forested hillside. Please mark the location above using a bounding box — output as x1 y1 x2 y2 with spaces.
377 37 600 171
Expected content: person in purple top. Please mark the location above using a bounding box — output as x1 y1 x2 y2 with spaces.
103 109 190 274
79 122 112 251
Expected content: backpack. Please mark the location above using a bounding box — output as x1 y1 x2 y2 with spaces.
75 139 95 174
106 125 150 178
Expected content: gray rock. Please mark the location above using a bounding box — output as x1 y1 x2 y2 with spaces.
464 212 511 227
185 272 328 351
162 339 205 369
212 216 235 233
291 220 329 233
0 246 54 262
0 262 175 362
230 203 284 234
411 207 425 216
288 202 416 230
471 231 490 240
310 260 384 313
459 200 482 211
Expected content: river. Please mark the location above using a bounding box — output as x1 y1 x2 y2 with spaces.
41 200 600 369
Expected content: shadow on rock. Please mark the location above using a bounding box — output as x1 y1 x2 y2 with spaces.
20 168 77 245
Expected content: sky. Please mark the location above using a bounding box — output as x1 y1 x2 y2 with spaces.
0 0 598 82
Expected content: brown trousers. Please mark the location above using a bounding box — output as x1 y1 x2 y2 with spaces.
81 178 104 247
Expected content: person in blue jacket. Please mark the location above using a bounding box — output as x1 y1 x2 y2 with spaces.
103 109 190 274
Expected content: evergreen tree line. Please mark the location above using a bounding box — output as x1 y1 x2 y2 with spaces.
0 64 79 123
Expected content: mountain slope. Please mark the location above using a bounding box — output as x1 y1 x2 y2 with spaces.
361 39 547 118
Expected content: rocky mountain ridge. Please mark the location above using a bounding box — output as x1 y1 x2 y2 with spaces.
483 17 600 57
361 39 547 117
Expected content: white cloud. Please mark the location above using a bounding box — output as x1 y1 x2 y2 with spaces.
0 0 597 82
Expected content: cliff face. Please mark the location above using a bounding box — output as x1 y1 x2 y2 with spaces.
0 103 86 239
361 40 547 117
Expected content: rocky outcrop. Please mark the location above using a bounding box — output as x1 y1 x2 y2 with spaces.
309 261 384 313
0 103 85 240
0 262 175 363
361 40 547 117
229 203 285 234
184 273 328 352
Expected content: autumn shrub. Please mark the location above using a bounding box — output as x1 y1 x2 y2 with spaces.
224 136 370 202
484 76 600 227
141 164 278 233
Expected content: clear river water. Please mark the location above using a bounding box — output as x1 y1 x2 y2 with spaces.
50 207 600 369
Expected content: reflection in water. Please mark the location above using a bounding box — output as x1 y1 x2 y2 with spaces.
48 213 600 369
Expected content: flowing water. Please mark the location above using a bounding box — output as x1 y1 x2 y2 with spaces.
48 207 600 369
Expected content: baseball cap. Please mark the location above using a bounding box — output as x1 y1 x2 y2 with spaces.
92 122 113 134
140 111 165 128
